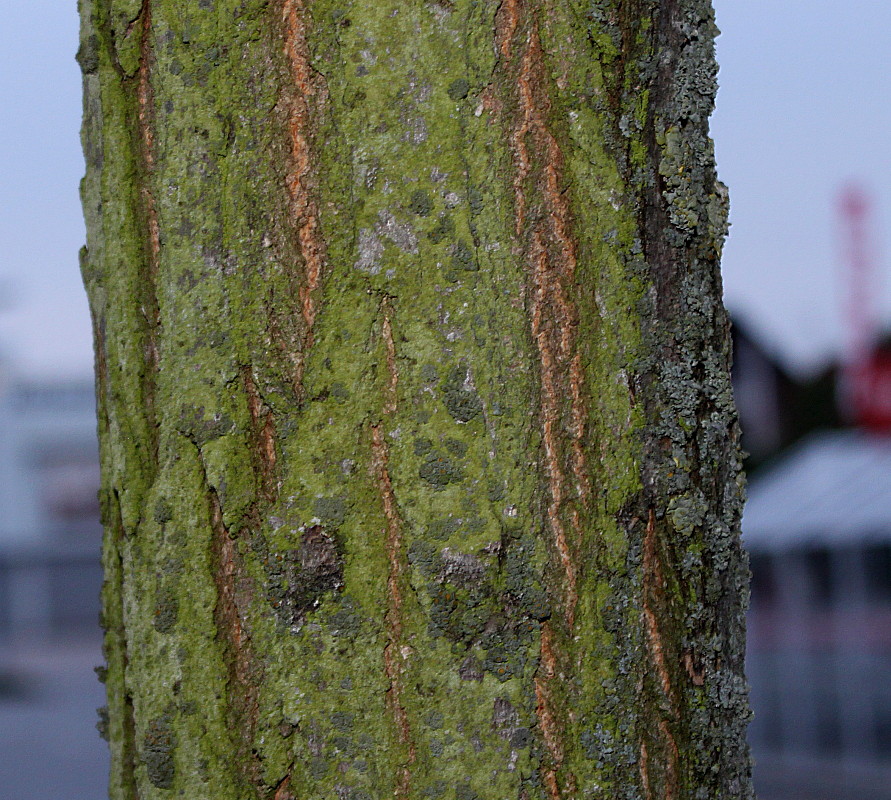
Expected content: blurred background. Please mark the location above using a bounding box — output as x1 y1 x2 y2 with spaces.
1 1 890 798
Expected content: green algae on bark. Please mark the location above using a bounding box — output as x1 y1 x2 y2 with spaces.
80 0 752 798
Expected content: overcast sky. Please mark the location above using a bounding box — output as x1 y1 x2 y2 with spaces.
1 0 889 380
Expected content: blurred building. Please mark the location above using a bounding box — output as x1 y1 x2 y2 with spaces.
737 324 891 797
732 320 840 468
0 375 101 640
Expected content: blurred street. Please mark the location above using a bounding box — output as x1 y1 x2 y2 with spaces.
0 636 107 800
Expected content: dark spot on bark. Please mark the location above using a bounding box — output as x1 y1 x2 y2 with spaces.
312 496 347 528
442 364 483 423
419 451 463 487
153 586 178 634
428 581 492 643
443 437 468 457
267 527 344 626
468 186 484 217
427 516 460 540
176 406 235 445
510 727 532 749
428 215 454 244
96 706 109 741
326 596 362 636
447 78 470 101
422 780 448 798
75 35 99 74
420 363 439 383
143 715 176 789
459 655 483 682
331 711 355 732
456 782 479 800
407 540 439 577
414 437 434 456
450 240 476 272
410 189 434 216
153 498 172 526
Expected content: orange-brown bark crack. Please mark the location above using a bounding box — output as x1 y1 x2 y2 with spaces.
371 424 415 797
370 311 414 797
639 739 652 800
534 623 565 800
207 482 262 789
493 6 593 795
497 5 589 625
641 509 680 800
273 769 295 800
381 298 398 414
282 0 327 396
643 510 674 703
135 2 161 449
242 366 278 502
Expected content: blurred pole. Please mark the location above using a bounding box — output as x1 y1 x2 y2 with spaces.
838 185 887 428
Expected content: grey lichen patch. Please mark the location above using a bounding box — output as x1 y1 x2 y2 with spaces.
668 490 707 537
401 116 429 145
441 363 483 423
438 548 485 587
142 714 176 789
355 210 418 275
459 655 483 682
376 209 418 253
355 229 384 274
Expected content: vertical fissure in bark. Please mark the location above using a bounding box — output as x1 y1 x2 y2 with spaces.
496 2 591 623
280 0 328 398
272 769 294 800
493 3 594 794
205 474 263 792
242 366 279 503
370 303 415 798
381 297 399 415
104 488 139 799
534 622 573 800
640 510 680 800
133 1 161 458
496 0 604 800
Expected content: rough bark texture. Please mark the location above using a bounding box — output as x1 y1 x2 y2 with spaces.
79 0 751 798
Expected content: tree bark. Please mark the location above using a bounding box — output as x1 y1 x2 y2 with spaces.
79 0 752 798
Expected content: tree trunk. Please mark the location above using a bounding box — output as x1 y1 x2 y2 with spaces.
79 0 752 798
